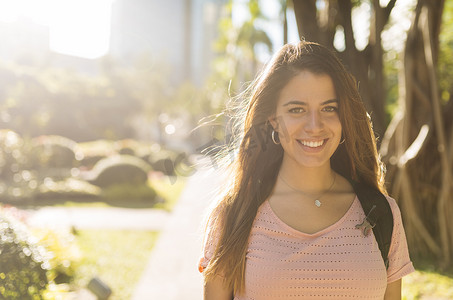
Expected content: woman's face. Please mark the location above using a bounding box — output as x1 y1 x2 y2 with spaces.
269 70 342 169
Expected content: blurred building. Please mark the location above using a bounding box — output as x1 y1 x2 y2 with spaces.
0 1 227 150
0 19 49 64
0 0 226 86
110 0 227 86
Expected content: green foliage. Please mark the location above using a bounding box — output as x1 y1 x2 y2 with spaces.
0 129 27 180
73 230 159 300
145 148 189 176
36 178 101 200
213 0 273 93
101 183 157 201
149 175 186 211
0 60 141 141
0 130 36 202
439 0 453 103
88 155 151 188
31 228 81 285
402 270 453 299
77 140 116 170
383 51 400 124
0 214 50 299
30 135 81 170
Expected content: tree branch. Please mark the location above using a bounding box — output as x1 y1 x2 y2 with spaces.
337 0 357 52
292 0 320 42
383 0 397 25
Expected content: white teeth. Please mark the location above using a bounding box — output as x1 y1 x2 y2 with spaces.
299 140 324 148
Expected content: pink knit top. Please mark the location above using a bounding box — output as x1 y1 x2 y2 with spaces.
199 195 415 299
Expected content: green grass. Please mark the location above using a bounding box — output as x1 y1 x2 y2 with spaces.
403 270 453 299
73 230 159 300
402 259 453 300
148 175 186 211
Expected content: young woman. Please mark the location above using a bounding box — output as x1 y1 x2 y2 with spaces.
198 41 414 299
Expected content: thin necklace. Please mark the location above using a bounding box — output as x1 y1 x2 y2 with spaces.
279 172 337 208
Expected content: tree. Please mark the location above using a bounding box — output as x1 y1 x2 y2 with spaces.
291 0 453 267
213 0 273 93
292 0 397 137
380 0 452 267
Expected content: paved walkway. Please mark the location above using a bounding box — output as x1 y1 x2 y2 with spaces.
26 206 170 231
131 160 227 300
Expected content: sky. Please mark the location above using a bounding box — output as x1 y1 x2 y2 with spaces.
0 0 113 59
0 0 415 60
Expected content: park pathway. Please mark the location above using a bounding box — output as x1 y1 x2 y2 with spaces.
131 157 227 300
22 155 225 299
26 206 170 231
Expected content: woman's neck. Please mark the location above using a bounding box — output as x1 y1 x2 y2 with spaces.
277 156 336 194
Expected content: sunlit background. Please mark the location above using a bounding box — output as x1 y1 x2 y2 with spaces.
0 0 416 147
1 0 452 299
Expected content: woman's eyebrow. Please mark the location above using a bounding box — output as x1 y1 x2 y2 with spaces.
283 99 338 106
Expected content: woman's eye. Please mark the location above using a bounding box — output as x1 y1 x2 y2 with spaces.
323 106 338 112
289 107 304 113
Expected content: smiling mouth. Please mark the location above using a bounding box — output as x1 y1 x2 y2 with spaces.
297 139 327 148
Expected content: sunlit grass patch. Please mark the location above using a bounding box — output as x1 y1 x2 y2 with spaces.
73 230 159 300
403 269 453 299
149 175 186 211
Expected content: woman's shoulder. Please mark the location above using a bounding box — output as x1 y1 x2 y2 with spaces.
383 194 403 220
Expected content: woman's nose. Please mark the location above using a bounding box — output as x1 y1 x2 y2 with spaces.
304 111 324 132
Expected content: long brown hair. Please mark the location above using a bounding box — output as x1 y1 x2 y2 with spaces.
202 41 386 294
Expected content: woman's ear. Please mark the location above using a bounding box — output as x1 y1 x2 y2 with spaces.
268 116 278 131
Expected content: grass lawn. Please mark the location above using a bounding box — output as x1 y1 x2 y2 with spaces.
402 260 453 299
73 229 159 300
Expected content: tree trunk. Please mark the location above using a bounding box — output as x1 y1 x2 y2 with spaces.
292 0 396 138
380 0 451 267
283 0 288 45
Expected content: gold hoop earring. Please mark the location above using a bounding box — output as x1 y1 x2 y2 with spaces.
339 138 345 144
272 130 280 145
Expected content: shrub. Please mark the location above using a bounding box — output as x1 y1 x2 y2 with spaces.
36 178 101 200
79 154 106 171
0 130 36 202
151 157 176 175
114 139 140 156
0 213 50 299
147 148 190 176
0 130 27 180
101 183 157 201
87 155 151 188
31 227 81 285
30 135 82 170
77 140 116 170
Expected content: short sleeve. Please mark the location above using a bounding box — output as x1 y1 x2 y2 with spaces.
385 196 415 283
198 214 221 273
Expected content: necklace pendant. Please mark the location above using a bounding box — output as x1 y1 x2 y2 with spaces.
314 199 322 207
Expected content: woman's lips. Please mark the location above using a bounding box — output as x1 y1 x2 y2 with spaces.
296 139 328 151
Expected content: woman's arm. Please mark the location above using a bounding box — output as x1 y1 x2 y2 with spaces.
203 274 234 300
384 279 401 300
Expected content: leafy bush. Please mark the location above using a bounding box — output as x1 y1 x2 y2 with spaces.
87 155 151 188
30 135 82 170
101 183 157 201
0 130 27 180
114 139 140 156
79 154 106 170
146 148 190 176
0 130 36 202
0 213 50 299
36 178 101 200
31 227 81 285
